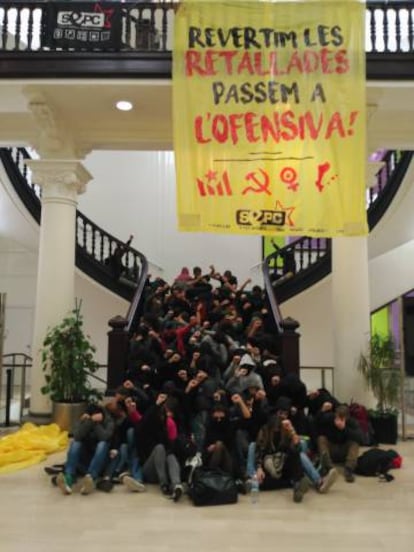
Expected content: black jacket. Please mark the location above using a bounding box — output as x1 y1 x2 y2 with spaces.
316 412 363 444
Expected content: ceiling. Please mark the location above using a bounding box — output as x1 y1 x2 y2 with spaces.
0 78 413 156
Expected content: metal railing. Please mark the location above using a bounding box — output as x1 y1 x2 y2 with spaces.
300 365 334 394
0 353 31 426
0 2 412 55
0 146 150 304
263 150 414 304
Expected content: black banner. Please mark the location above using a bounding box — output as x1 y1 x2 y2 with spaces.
42 2 122 50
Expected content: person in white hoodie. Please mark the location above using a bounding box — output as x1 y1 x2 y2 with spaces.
225 353 264 395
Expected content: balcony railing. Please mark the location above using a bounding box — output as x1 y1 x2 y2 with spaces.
0 2 413 78
263 150 414 304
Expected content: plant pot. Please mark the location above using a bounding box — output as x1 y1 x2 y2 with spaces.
52 401 87 435
369 413 398 445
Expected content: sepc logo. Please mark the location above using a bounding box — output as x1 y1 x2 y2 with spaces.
236 209 286 227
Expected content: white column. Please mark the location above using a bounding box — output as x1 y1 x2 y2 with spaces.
332 236 372 405
27 160 92 417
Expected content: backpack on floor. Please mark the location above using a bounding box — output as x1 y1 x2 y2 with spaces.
349 402 376 446
189 468 238 507
355 447 402 481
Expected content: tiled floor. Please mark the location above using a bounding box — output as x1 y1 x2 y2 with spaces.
0 441 413 552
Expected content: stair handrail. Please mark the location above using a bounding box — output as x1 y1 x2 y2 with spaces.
264 150 414 306
0 146 150 312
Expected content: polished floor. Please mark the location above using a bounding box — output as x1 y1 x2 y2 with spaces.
1 441 414 552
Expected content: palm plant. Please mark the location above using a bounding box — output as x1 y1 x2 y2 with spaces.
358 333 401 414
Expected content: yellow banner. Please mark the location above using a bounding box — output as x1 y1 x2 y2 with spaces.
173 0 367 237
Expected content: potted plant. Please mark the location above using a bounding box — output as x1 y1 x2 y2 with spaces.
358 333 401 444
40 300 102 432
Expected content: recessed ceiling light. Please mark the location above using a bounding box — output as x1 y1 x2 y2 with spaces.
116 100 133 111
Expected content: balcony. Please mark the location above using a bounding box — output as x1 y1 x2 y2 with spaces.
0 2 413 154
0 1 413 79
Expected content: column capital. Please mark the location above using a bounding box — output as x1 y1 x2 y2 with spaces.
25 159 92 205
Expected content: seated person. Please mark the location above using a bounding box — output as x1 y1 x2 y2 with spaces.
277 396 338 494
56 403 114 495
134 393 184 501
316 404 363 482
231 389 268 480
102 394 146 493
225 353 263 395
307 387 340 417
202 403 235 475
253 401 309 503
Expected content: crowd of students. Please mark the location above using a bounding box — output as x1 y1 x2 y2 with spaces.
55 265 363 503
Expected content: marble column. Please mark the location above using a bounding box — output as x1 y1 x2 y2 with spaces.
331 236 373 405
26 159 92 417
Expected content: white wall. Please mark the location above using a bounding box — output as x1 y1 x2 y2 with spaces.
0 237 37 355
369 160 414 259
2 149 414 377
80 151 263 286
74 271 129 366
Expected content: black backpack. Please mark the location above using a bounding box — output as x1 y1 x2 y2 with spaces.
349 402 376 446
355 448 400 481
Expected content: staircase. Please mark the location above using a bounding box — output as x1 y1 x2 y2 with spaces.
0 146 149 332
263 150 414 305
1 146 413 341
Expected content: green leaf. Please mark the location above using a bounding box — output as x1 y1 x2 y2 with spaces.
40 301 101 402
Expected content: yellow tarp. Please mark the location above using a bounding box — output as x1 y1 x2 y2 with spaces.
0 422 68 474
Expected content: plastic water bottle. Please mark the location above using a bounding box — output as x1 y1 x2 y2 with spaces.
250 473 260 504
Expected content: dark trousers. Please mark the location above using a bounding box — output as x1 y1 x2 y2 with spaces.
261 448 304 490
205 441 234 475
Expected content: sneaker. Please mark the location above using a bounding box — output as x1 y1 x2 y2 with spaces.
344 467 355 483
56 473 73 495
123 475 146 493
244 479 253 495
293 476 310 503
318 468 338 494
96 477 114 493
235 478 248 495
111 474 122 485
172 484 183 503
161 483 171 497
319 453 333 477
44 465 63 476
80 474 96 495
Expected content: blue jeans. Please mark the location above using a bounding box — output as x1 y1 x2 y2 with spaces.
127 427 143 481
105 428 143 482
298 437 321 486
105 443 129 477
65 440 109 480
300 451 321 486
246 442 256 478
